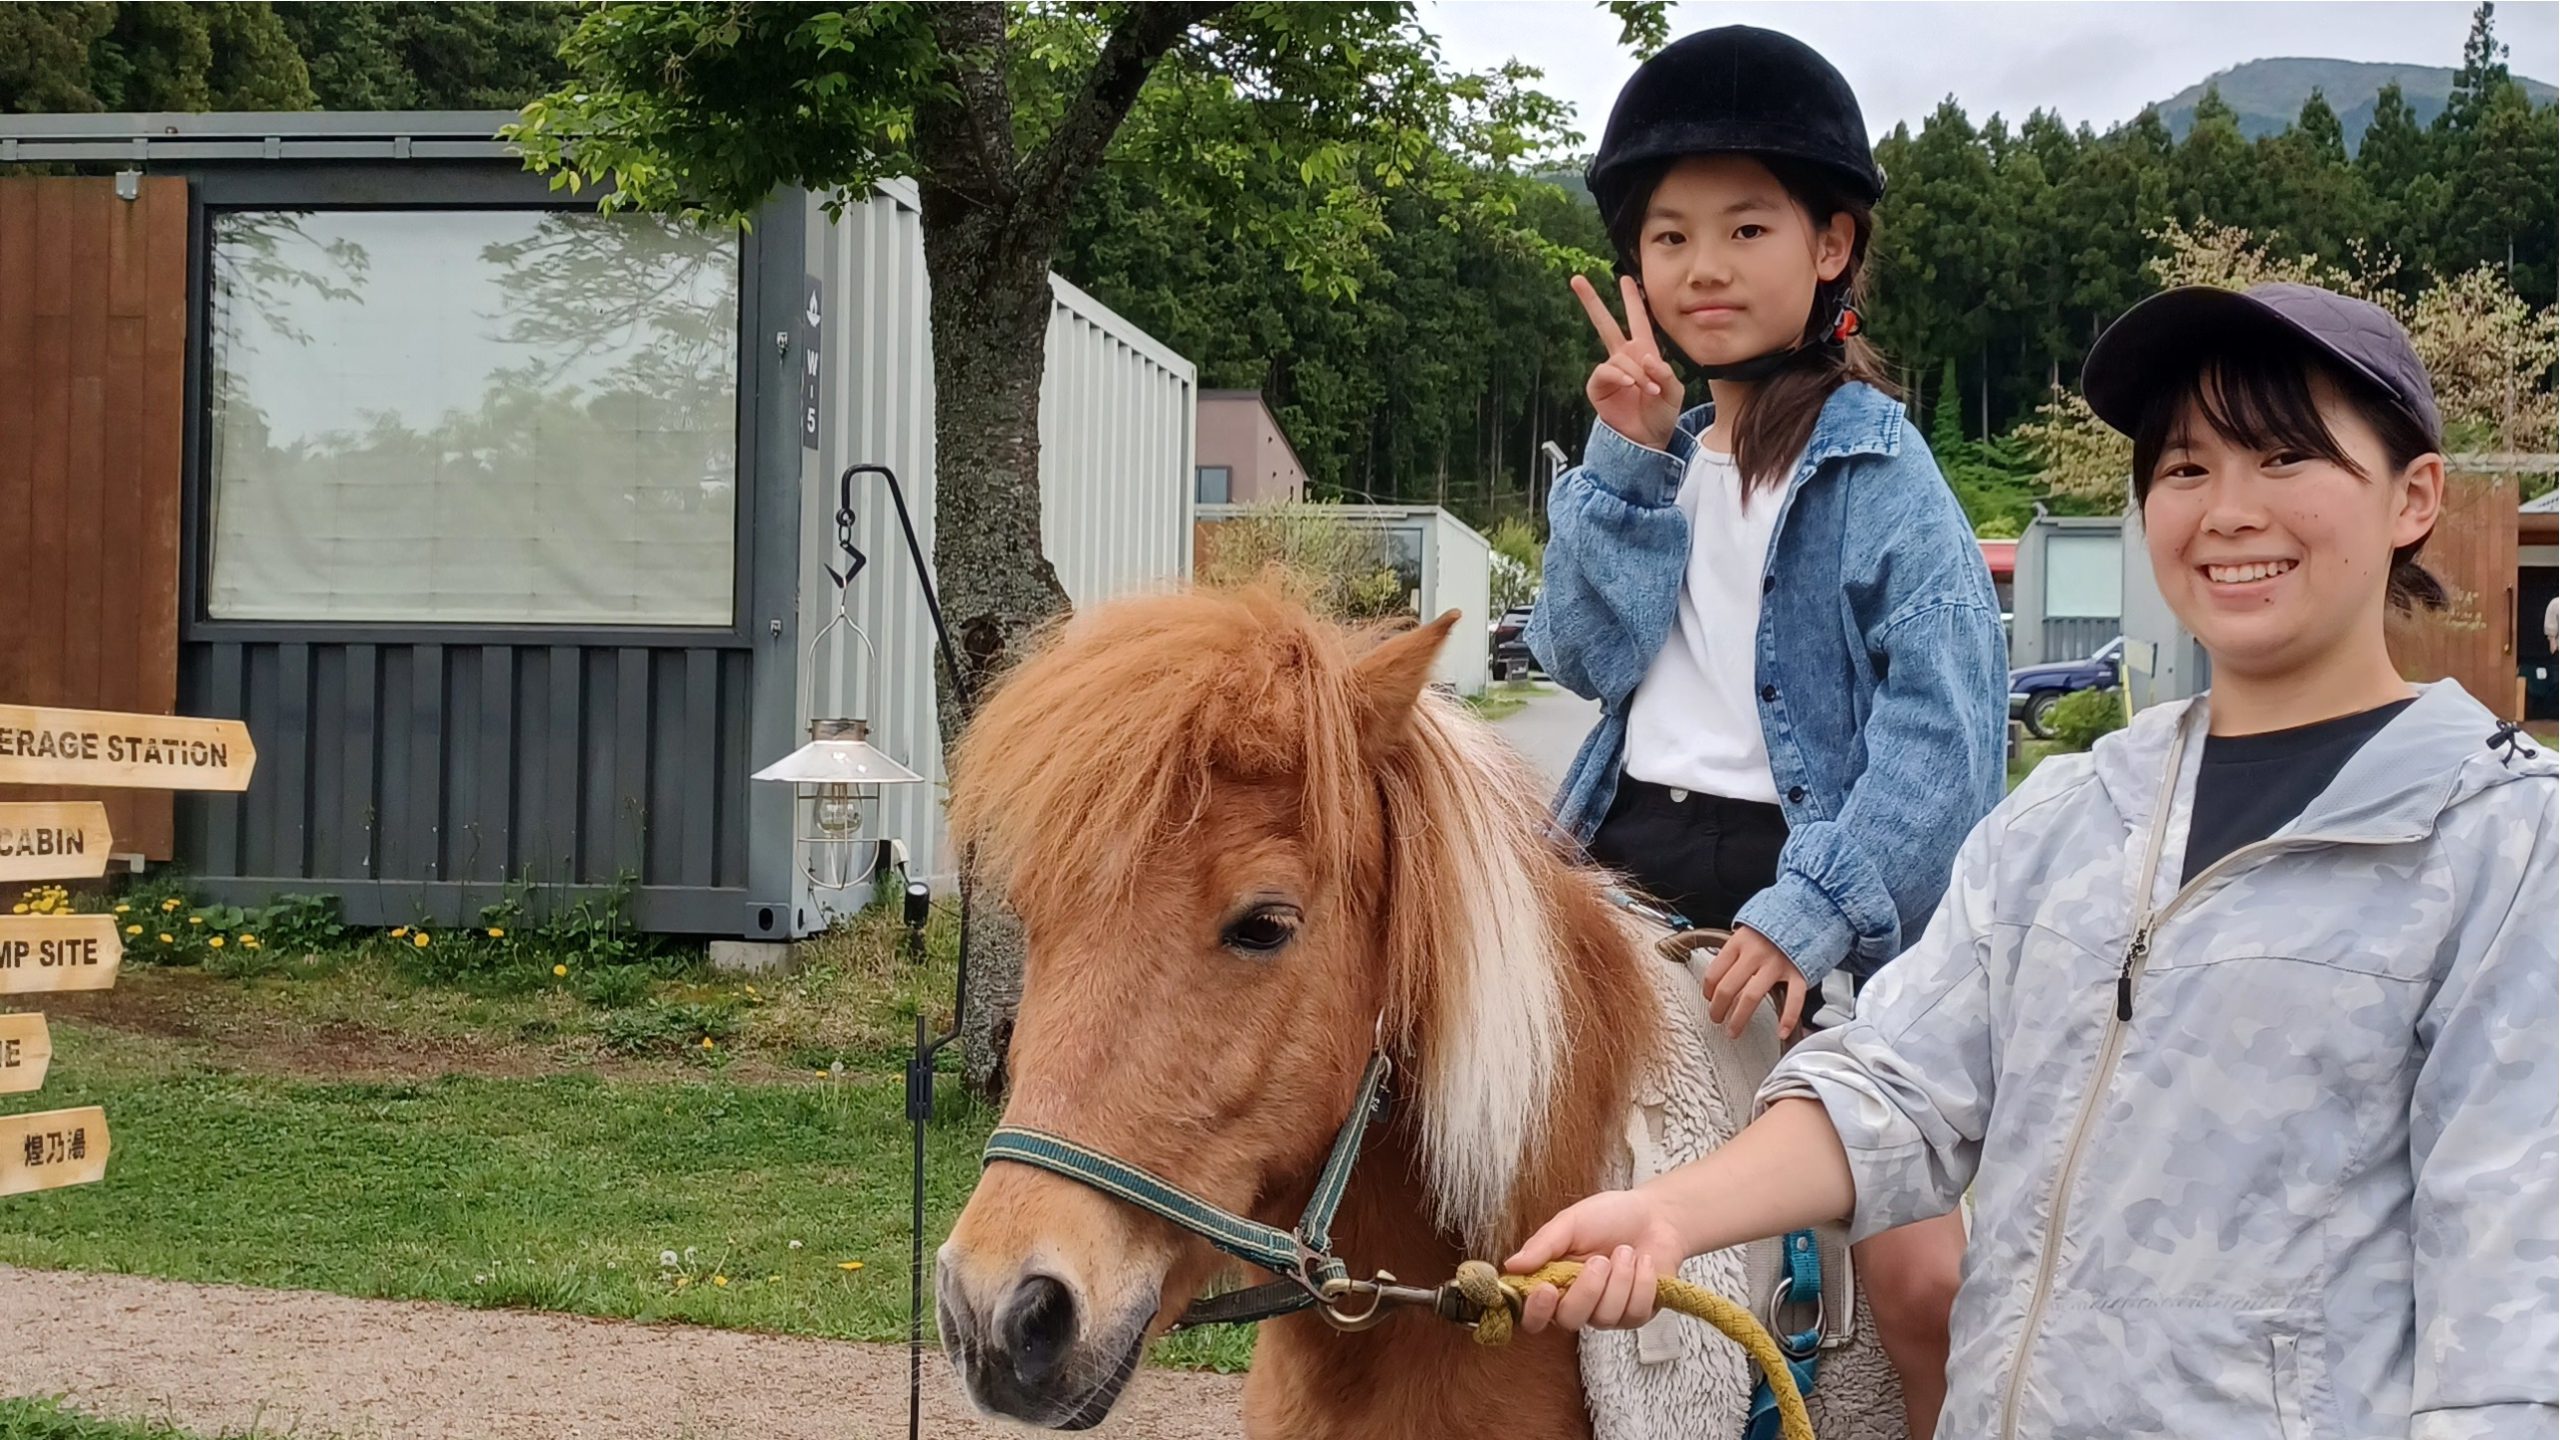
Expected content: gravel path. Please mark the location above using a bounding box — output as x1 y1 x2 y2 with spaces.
0 1267 1246 1440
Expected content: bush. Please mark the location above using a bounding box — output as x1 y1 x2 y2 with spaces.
2047 688 2127 752
252 893 347 953
1195 503 1412 621
1487 515 1542 610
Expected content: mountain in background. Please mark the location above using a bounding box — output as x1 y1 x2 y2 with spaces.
1524 56 2556 189
2153 57 2556 151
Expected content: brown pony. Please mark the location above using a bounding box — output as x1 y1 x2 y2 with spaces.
937 587 1840 1437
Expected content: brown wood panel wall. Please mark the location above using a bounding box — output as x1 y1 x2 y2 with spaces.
0 176 189 860
2388 468 2522 721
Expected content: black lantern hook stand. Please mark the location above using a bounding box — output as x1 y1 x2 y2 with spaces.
782 464 978 1440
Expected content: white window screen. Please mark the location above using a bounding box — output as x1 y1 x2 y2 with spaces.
2043 532 2123 619
206 209 740 626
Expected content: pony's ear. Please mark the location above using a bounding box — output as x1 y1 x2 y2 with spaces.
1352 610 1459 751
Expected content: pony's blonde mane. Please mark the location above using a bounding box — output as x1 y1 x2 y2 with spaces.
949 587 1574 1249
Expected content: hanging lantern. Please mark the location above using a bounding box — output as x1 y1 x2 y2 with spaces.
754 542 924 890
753 715 923 890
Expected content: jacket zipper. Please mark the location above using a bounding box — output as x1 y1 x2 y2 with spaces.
1993 724 2422 1439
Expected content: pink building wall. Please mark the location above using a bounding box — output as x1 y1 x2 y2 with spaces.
1196 390 1308 504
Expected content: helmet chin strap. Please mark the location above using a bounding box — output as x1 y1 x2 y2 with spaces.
1694 347 1806 383
1679 285 1861 385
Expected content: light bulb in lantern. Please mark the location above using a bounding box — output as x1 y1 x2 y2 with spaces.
815 783 862 837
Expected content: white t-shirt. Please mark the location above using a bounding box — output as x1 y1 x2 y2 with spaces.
1622 439 1786 804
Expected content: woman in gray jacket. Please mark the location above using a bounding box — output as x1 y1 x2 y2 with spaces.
1509 283 2557 1439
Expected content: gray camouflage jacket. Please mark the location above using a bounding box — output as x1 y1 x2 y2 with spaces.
1762 680 2557 1439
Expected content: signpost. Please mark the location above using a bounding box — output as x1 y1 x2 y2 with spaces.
0 1014 55 1095
0 1107 109 1196
0 704 254 790
0 801 112 881
0 702 254 1198
0 916 121 992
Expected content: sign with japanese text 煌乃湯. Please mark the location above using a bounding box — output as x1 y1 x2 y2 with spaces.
0 1107 109 1195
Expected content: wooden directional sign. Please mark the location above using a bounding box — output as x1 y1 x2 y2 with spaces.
0 802 113 882
0 1107 109 1195
0 703 254 791
0 917 122 993
0 1015 55 1095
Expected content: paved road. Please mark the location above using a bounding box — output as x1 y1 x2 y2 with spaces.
1488 684 1601 791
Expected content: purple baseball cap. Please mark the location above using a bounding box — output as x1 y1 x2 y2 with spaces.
2081 282 2444 449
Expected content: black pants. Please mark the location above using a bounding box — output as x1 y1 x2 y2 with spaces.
1586 775 1789 931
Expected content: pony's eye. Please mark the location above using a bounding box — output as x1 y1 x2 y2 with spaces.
1222 906 1300 956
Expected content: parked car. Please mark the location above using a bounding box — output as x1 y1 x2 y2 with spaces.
1490 606 1536 680
2010 636 2123 739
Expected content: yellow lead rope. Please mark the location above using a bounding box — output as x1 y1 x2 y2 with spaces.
1453 1260 1816 1440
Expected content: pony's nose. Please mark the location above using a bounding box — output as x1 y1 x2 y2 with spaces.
1001 1274 1081 1390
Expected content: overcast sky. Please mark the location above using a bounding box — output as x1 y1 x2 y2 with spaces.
1426 1 2559 149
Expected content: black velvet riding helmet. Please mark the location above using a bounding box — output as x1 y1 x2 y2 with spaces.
1586 26 1885 223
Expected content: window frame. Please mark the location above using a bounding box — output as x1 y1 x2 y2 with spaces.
2041 531 2123 620
180 166 766 650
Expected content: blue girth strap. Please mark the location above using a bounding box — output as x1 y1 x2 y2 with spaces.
1744 1230 1825 1440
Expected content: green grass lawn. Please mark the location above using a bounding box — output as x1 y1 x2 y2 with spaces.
0 885 1260 1375
1462 678 1550 724
0 1401 254 1440
0 1020 981 1341
0 1015 1256 1373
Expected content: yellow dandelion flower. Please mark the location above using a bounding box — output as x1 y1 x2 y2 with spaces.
837 1261 864 1272
675 1275 692 1288
126 924 142 935
391 926 408 938
712 1275 728 1288
189 916 204 926
699 1037 715 1050
8 905 24 916
162 899 180 911
114 904 129 914
487 927 505 939
552 964 568 977
209 937 225 949
413 932 431 948
239 933 256 944
158 933 174 944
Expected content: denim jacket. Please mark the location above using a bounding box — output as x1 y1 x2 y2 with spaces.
1525 382 2008 986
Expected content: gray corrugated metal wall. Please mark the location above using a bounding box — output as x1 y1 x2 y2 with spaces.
2011 514 2124 667
169 151 806 937
794 185 1196 926
1040 275 1196 599
182 641 755 925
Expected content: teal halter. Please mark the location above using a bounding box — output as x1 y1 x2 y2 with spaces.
982 1048 1413 1329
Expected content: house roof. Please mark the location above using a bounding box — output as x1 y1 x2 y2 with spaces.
0 111 522 162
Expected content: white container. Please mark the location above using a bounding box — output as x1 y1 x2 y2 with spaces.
796 182 1196 920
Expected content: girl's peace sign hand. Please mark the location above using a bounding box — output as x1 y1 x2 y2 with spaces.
1574 273 1682 451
